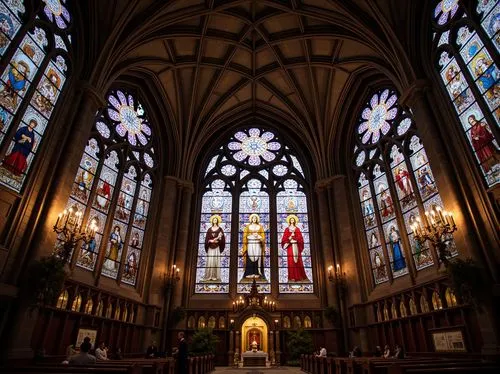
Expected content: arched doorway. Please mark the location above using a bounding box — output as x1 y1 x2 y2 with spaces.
241 315 268 353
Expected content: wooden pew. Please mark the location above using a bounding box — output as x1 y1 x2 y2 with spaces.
387 363 500 374
1 366 137 374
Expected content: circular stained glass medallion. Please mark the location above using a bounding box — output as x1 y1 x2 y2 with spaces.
227 128 281 166
358 89 398 145
434 0 459 25
107 91 152 146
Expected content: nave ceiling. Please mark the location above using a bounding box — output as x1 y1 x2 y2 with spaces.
80 0 421 179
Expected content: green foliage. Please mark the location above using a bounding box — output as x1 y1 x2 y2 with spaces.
324 306 339 326
171 306 186 325
286 328 314 362
24 256 67 306
287 359 301 366
189 327 220 355
446 257 488 308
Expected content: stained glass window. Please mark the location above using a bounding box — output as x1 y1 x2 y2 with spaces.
353 88 456 286
62 89 158 286
197 127 313 294
433 0 499 188
0 0 72 192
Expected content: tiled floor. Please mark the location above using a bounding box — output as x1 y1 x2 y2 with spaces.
214 367 303 374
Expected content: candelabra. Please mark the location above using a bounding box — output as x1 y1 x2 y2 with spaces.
232 296 246 312
328 264 347 296
164 264 181 288
53 208 97 262
411 205 457 265
232 279 276 312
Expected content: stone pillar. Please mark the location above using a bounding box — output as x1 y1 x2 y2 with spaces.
275 330 280 366
228 330 234 366
6 84 105 360
171 181 194 309
148 177 182 307
235 330 240 366
269 331 275 365
314 180 337 307
34 83 105 260
401 80 500 353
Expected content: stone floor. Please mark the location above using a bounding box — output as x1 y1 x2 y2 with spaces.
214 367 302 374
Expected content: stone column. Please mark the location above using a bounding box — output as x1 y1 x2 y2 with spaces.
235 330 240 366
314 180 337 308
228 330 234 366
34 83 105 260
401 80 500 353
6 83 105 360
275 330 280 366
269 331 275 365
171 181 193 309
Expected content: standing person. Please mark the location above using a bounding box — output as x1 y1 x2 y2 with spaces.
242 214 266 279
203 214 225 282
146 340 158 358
95 342 108 361
177 332 188 374
281 214 308 282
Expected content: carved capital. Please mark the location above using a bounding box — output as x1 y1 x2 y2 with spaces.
400 79 432 108
163 176 194 193
78 81 105 110
315 175 346 193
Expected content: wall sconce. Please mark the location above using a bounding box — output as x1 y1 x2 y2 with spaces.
328 264 347 296
274 319 279 330
53 208 97 262
230 319 235 329
164 264 181 288
411 205 457 264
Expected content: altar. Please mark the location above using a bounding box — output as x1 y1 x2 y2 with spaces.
242 350 267 367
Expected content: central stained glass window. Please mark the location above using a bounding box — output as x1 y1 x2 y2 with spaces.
196 127 314 294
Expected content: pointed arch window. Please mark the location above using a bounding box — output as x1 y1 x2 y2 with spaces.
353 88 457 286
432 0 499 188
60 89 158 286
0 0 72 192
196 127 313 294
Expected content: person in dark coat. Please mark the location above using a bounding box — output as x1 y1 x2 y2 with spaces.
177 332 188 374
146 340 158 358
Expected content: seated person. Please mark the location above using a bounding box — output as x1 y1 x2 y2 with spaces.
69 341 96 365
393 344 404 359
383 345 391 358
95 342 108 360
316 347 327 357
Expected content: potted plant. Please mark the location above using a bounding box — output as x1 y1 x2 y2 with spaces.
324 306 340 326
286 328 314 366
446 257 488 308
24 255 67 307
189 327 220 356
171 306 186 326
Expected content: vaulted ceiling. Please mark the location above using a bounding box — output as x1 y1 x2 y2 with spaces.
81 0 421 179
